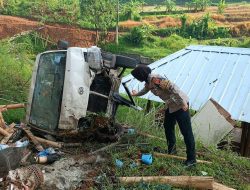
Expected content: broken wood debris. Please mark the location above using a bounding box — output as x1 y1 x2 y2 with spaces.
89 141 120 155
0 126 10 137
154 152 212 164
118 176 214 189
0 103 25 110
35 136 82 148
122 124 166 141
22 126 44 151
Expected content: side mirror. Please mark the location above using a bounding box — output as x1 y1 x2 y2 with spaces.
115 55 139 69
102 52 139 69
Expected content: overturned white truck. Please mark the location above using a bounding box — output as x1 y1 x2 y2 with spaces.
25 43 141 140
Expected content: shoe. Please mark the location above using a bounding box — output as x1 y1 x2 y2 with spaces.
153 146 168 154
183 159 197 167
168 149 177 155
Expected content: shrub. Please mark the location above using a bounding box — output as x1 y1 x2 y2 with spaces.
153 27 179 37
125 24 154 45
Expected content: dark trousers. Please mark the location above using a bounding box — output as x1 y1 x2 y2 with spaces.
163 108 196 161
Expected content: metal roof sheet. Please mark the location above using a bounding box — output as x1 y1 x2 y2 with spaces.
120 45 250 123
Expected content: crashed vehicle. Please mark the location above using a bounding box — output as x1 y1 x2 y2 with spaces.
25 41 141 141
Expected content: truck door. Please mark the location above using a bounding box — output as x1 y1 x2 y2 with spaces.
29 52 66 131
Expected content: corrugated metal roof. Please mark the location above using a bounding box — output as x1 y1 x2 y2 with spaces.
120 45 250 123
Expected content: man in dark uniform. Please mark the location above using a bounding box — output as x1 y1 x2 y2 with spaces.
131 65 196 167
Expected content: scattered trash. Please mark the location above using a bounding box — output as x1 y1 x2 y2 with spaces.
0 147 27 178
6 165 44 190
36 153 61 164
129 161 137 168
115 159 124 168
127 128 135 134
36 147 61 164
37 148 56 157
141 154 153 165
201 171 208 176
0 144 9 150
15 139 29 147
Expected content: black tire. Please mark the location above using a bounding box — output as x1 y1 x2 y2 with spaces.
95 123 124 143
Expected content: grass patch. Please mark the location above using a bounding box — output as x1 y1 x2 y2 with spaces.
102 34 197 61
96 100 250 189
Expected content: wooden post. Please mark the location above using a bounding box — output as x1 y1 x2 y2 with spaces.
118 176 214 189
115 0 119 45
154 152 212 164
240 122 250 157
145 100 152 114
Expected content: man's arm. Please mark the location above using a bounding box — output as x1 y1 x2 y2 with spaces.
132 86 150 96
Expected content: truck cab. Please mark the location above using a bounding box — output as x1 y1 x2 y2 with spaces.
26 46 139 137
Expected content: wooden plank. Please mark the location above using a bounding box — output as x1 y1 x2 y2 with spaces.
118 176 214 189
154 152 212 164
0 112 5 128
35 136 62 148
0 103 25 110
89 141 120 155
137 131 166 141
0 126 10 137
213 182 236 190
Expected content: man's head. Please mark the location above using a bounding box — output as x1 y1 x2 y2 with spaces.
131 65 152 82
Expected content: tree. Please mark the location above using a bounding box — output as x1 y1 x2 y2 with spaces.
218 0 226 14
79 0 116 43
0 0 4 8
165 0 176 13
121 0 141 21
191 0 210 12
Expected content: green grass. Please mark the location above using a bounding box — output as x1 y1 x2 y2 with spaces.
102 34 198 61
102 35 250 61
0 32 54 123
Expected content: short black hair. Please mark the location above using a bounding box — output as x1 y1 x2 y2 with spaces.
131 65 151 82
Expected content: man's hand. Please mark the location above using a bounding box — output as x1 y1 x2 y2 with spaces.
131 90 137 96
182 102 189 111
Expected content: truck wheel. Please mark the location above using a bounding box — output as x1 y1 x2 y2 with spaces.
95 123 124 142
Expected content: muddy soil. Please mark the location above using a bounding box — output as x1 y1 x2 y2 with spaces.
0 15 115 47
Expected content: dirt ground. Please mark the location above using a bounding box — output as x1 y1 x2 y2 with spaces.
120 4 250 32
0 15 115 47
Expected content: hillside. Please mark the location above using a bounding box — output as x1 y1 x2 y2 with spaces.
121 0 250 5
